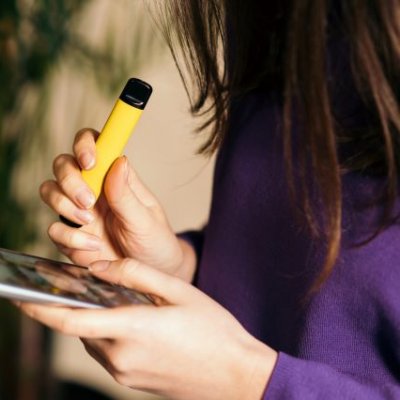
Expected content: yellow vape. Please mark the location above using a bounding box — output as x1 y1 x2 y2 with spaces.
82 78 152 199
60 78 152 227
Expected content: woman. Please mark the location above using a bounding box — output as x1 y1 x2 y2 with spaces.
20 1 400 399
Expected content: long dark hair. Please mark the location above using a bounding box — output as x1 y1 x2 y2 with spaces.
157 0 400 291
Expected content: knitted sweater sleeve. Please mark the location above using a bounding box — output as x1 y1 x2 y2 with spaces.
177 229 206 284
262 229 400 400
263 352 400 399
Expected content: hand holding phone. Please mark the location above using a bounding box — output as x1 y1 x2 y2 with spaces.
0 247 153 308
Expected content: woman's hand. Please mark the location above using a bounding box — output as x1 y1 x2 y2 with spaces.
18 258 277 400
40 129 194 280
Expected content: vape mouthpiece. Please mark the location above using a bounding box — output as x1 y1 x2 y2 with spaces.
119 78 152 109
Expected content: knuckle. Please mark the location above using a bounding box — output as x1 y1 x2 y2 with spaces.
75 128 99 145
58 311 91 336
56 244 72 257
75 127 90 138
59 315 74 333
113 372 131 387
52 190 69 211
47 223 58 240
22 304 37 320
64 229 77 248
53 309 78 334
109 347 130 375
117 258 140 287
57 170 75 190
48 223 74 247
39 180 53 201
52 153 70 173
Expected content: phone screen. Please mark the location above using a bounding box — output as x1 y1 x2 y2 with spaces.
0 247 152 308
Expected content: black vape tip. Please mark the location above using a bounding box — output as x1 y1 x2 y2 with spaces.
119 78 153 109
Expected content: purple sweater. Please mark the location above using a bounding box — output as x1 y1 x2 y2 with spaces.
181 89 400 398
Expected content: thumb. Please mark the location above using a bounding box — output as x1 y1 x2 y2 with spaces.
89 258 197 305
104 156 158 223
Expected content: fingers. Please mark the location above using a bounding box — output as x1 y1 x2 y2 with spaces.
40 180 95 226
90 258 200 305
73 128 99 170
103 157 149 223
44 129 158 231
52 154 96 210
121 156 159 208
19 303 138 338
48 222 102 251
41 129 99 223
104 157 166 233
106 157 161 209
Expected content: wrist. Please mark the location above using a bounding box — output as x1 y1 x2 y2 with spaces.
237 336 278 400
170 238 197 283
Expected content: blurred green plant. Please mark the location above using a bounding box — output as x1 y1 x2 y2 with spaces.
0 0 87 249
0 1 163 398
1 2 89 398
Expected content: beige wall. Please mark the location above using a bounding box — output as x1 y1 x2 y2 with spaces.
39 1 215 399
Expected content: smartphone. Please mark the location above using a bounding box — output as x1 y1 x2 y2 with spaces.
0 247 153 309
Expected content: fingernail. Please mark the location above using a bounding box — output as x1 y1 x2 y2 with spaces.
85 237 102 250
74 209 95 224
76 188 96 209
89 260 110 272
79 152 95 170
